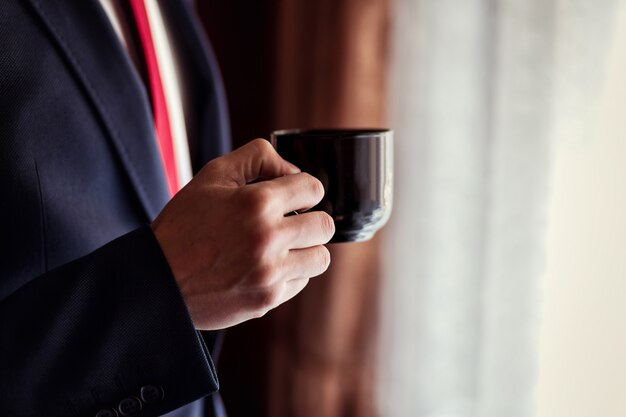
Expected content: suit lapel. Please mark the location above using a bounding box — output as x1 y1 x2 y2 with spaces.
25 0 170 220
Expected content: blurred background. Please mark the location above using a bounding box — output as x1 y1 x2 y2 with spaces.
197 1 626 416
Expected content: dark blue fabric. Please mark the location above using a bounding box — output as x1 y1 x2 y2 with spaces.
0 0 231 416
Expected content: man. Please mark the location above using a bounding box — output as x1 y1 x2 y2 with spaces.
0 1 334 416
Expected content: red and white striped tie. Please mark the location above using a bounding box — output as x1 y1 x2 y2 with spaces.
129 0 179 196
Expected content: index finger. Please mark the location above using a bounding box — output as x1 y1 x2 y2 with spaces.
247 172 325 215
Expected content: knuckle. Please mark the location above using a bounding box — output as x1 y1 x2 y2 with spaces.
264 287 281 308
306 174 325 200
317 246 331 274
247 225 276 262
244 186 275 216
252 309 268 319
318 212 336 240
250 138 274 155
251 286 280 311
200 157 223 176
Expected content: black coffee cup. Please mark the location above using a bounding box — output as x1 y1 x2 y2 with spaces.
270 128 393 243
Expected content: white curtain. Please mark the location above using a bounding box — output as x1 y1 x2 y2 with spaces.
377 1 620 416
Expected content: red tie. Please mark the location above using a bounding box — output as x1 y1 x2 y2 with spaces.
129 0 179 196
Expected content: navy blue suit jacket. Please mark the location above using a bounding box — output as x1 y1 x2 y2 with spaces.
0 0 230 416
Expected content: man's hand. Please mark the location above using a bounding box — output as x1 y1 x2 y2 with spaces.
151 139 335 330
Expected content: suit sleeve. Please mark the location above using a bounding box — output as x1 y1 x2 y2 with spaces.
0 226 219 417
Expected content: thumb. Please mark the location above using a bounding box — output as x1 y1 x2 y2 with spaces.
206 139 300 186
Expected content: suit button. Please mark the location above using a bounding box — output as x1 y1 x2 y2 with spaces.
118 397 142 416
95 409 118 417
140 385 164 403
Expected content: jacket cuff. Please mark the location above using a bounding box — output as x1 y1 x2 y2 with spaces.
105 225 219 412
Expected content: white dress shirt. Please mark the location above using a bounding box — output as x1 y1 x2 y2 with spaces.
99 0 194 189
